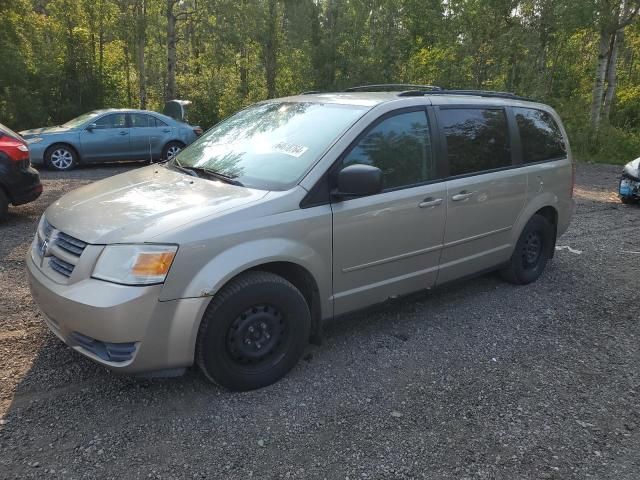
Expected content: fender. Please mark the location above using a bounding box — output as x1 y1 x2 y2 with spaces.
159 237 333 319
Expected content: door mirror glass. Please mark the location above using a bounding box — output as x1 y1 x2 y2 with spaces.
86 123 97 131
335 164 383 198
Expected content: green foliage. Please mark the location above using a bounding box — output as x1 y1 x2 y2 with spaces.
0 0 639 164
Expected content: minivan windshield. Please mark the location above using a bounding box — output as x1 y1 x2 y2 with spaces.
172 101 369 190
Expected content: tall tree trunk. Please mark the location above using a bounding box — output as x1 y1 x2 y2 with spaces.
136 0 147 109
603 28 623 122
263 0 279 98
590 30 610 131
166 0 178 101
124 44 132 107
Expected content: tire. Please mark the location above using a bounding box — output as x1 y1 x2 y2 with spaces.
162 141 184 161
46 144 77 171
620 196 636 205
0 189 8 222
500 214 555 285
196 271 311 391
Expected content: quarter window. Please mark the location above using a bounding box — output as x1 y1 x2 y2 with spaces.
514 108 566 162
341 110 435 189
94 114 127 129
440 108 511 176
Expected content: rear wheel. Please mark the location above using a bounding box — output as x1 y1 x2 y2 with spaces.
500 214 554 285
46 144 77 171
0 189 8 222
620 196 636 205
162 141 184 161
196 271 311 391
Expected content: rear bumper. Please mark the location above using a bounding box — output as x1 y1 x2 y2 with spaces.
26 253 209 373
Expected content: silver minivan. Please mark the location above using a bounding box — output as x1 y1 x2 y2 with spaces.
27 86 574 390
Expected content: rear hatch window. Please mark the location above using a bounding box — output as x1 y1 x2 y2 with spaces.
0 122 21 140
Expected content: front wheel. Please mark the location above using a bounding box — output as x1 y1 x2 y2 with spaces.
500 214 554 285
46 144 77 171
196 271 311 391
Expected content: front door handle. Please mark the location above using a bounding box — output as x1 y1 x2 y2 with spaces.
119 131 129 136
162 129 171 133
419 197 443 208
451 191 476 201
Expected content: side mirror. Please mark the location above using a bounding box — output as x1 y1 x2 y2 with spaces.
86 123 97 131
334 164 383 198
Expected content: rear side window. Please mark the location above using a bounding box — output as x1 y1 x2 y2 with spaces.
440 108 511 176
130 114 154 128
514 108 566 162
342 110 435 189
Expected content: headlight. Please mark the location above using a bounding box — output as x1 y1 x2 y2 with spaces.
92 244 177 285
25 137 43 144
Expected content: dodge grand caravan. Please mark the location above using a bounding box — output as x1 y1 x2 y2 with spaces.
27 86 574 390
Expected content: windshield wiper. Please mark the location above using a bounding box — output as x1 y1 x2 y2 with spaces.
191 167 244 186
168 158 198 177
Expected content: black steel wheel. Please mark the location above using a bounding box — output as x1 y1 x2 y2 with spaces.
196 271 311 391
500 214 554 285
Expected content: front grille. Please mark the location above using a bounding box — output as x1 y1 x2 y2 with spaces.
56 232 88 256
35 218 88 279
49 256 74 277
69 332 137 363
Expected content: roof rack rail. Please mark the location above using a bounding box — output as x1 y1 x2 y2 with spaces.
300 90 322 95
344 84 443 92
399 89 534 102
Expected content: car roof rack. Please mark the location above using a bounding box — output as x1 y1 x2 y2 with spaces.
398 89 535 102
344 84 443 92
300 90 322 95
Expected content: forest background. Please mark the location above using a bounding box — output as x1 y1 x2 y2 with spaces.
1 0 639 163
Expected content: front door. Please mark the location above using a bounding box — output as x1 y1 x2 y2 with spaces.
331 108 447 315
435 107 527 284
80 113 130 162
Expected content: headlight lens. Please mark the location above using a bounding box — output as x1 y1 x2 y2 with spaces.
25 137 43 144
92 244 177 285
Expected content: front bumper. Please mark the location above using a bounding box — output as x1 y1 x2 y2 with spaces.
26 254 209 373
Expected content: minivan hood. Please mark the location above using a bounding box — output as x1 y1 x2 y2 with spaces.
20 126 73 137
45 165 268 244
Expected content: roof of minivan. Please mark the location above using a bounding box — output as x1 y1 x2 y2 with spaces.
273 91 550 110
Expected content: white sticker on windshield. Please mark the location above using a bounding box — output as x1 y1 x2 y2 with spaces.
272 141 309 158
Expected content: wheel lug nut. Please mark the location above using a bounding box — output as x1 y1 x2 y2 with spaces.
260 322 267 330
245 339 251 345
248 326 255 333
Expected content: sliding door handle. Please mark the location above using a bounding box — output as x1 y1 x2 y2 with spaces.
451 191 476 201
419 197 443 208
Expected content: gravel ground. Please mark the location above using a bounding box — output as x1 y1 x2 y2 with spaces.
0 162 638 479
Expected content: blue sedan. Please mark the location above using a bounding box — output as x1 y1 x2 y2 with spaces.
19 109 202 171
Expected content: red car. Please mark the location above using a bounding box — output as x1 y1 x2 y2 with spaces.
0 122 42 221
